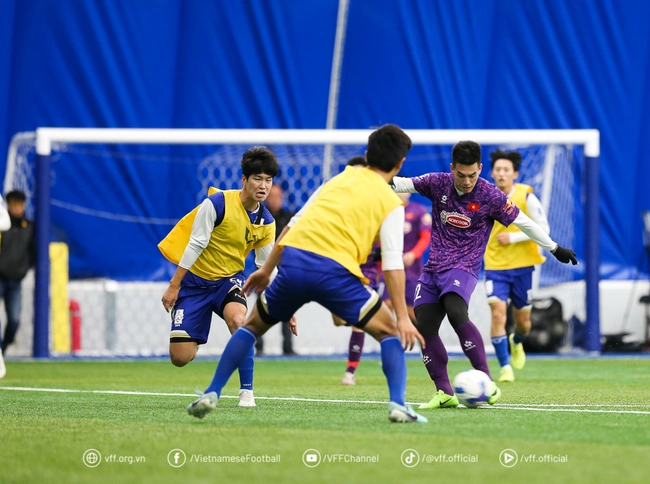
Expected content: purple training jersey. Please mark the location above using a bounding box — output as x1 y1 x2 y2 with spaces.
360 243 381 289
411 173 519 278
403 201 432 280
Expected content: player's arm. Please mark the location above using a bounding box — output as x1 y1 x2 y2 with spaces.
162 199 216 311
512 211 577 264
504 193 550 244
380 204 425 350
404 223 431 267
391 176 418 193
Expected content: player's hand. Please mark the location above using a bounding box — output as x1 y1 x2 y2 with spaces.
161 283 180 312
288 315 298 336
396 316 425 351
403 252 416 268
496 233 511 245
243 269 272 295
551 245 578 265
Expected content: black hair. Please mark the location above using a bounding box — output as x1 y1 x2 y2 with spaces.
366 124 412 172
451 140 481 167
5 190 26 203
489 149 522 171
346 155 367 167
241 146 279 178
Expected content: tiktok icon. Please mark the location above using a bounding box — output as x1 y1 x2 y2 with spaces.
401 449 420 468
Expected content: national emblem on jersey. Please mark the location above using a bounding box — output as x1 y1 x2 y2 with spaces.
441 210 471 228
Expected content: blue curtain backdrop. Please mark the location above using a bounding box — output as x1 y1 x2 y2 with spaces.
0 0 648 281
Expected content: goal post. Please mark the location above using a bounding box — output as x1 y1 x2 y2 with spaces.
23 128 600 356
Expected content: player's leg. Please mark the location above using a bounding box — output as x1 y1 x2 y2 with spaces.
360 303 426 423
340 279 385 385
254 335 264 356
1 280 22 353
415 302 458 409
188 302 277 419
222 290 256 407
169 341 198 367
443 292 490 377
510 308 530 370
509 268 534 370
168 278 214 367
486 273 514 382
409 272 457 409
342 326 365 386
281 321 295 355
316 269 425 423
441 283 501 404
342 279 380 385
490 300 514 382
189 264 308 418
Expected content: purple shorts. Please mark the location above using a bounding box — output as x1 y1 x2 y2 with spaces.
381 277 419 306
413 269 478 308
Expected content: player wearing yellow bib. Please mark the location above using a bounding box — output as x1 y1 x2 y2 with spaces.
159 147 278 407
187 125 428 423
484 150 550 382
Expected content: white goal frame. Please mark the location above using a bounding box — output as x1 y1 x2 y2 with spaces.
21 128 600 356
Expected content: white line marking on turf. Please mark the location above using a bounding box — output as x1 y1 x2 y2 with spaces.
492 406 650 415
2 386 650 415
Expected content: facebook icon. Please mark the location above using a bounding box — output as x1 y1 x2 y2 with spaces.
167 449 186 467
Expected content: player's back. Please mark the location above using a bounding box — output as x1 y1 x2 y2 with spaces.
280 166 402 281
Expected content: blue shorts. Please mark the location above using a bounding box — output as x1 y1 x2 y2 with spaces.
484 267 534 309
170 272 247 345
257 247 382 328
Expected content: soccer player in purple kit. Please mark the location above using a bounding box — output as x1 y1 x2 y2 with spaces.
392 140 577 409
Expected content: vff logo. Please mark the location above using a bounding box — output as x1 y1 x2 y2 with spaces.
173 309 184 327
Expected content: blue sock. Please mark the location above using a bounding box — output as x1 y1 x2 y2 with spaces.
238 346 254 391
205 327 256 396
380 336 406 406
513 332 527 345
491 335 510 367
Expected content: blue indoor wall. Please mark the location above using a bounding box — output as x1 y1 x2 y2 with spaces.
0 0 648 281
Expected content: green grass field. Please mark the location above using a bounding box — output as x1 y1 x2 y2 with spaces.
1 357 650 484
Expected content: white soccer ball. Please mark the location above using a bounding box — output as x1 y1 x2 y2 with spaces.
452 370 494 408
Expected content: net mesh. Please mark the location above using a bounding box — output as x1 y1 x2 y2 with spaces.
3 135 583 356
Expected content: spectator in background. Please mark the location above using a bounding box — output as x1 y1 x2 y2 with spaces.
255 184 297 356
0 193 10 377
0 190 36 361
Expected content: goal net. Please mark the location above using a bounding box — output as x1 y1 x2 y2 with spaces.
3 129 597 357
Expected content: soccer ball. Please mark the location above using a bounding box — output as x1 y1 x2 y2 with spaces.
452 370 494 408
